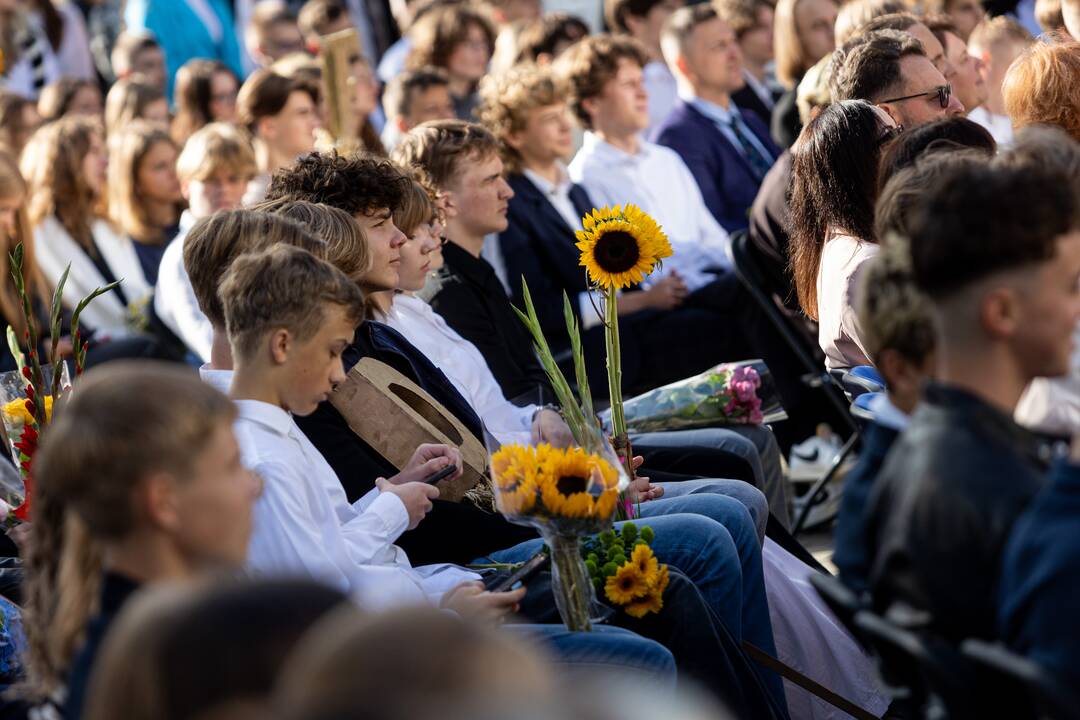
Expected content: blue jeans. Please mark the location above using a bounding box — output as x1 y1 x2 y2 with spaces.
633 425 789 529
511 624 676 684
477 503 783 705
656 477 769 544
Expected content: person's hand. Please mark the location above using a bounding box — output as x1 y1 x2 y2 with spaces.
642 272 688 310
375 478 439 529
439 581 526 625
531 409 574 448
390 443 462 485
5 522 30 552
627 455 664 503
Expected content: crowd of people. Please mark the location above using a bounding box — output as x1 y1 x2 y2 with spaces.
1 0 1080 718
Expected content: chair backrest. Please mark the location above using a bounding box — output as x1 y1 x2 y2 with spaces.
728 231 857 434
962 640 1078 720
842 366 886 399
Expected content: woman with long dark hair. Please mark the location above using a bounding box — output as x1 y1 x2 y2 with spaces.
171 59 240 147
789 98 899 370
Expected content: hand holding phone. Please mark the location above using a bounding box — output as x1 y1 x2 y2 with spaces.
423 463 457 485
487 550 550 593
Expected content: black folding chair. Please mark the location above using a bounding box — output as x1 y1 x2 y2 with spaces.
962 640 1080 720
853 607 944 719
727 231 859 535
808 572 869 649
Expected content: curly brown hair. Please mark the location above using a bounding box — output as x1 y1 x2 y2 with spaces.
552 34 649 130
391 120 500 191
1003 34 1080 144
478 64 566 173
265 151 412 216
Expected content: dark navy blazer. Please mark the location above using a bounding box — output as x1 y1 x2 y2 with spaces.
650 99 780 233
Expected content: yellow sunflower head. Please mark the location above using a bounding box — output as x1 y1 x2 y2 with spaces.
575 204 673 290
491 444 542 516
605 562 650 605
538 446 621 520
632 543 659 579
624 586 665 618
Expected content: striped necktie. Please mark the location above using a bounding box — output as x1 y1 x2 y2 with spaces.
725 112 773 182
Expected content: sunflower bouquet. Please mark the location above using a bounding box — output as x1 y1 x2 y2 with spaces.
491 441 627 631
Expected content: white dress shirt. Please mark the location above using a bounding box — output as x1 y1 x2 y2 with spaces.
520 165 604 331
233 395 480 610
154 211 212 361
386 294 535 446
568 132 731 292
644 60 678 134
968 106 1014 148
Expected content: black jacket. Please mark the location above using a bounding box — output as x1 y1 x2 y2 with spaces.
419 240 553 405
865 383 1048 640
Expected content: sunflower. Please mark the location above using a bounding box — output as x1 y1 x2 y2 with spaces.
605 562 650 605
538 446 621 519
575 204 673 290
624 587 665 618
491 444 541 515
631 543 659 579
1 395 53 426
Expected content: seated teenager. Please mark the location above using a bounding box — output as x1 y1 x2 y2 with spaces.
1002 35 1080 145
555 34 830 450
380 67 458 152
716 0 784 128
155 123 257 362
109 31 168 93
21 116 152 340
37 79 103 123
605 0 682 134
170 59 241 147
106 122 184 287
833 236 935 595
20 363 260 720
404 4 497 120
236 69 321 205
652 5 780 233
245 1 306 69
103 78 170 137
864 152 1080 642
788 99 898 370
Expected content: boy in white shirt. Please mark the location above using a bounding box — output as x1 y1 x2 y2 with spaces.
220 243 514 614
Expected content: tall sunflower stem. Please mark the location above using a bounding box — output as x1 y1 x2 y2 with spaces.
604 288 633 480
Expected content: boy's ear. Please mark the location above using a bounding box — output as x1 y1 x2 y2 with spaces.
979 286 1020 340
140 471 182 533
269 328 292 365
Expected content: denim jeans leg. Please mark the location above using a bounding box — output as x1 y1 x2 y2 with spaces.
510 624 677 684
654 478 769 543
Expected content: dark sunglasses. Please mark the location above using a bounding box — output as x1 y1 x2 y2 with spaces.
878 83 952 110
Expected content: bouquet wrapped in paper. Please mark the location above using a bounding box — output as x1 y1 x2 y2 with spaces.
614 360 788 433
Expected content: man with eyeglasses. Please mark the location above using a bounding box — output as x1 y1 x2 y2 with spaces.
830 28 965 129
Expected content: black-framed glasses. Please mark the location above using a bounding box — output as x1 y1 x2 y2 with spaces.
878 84 952 109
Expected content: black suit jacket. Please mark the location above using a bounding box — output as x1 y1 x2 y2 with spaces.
419 240 553 404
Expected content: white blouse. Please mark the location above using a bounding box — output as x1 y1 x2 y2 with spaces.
815 232 878 371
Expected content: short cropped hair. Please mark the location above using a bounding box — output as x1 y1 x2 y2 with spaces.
184 210 324 328
110 31 160 79
514 13 589 63
391 120 500 190
906 157 1080 300
996 124 1080 203
265 151 412 215
236 69 320 134
856 238 935 364
175 122 257 184
554 34 649 129
830 29 925 103
714 0 770 38
1034 0 1065 32
876 149 986 243
834 0 906 45
605 0 669 34
383 66 451 122
1002 36 1080 143
859 11 919 33
967 16 1032 58
661 5 719 62
478 64 566 173
255 199 372 281
220 244 366 362
406 5 496 71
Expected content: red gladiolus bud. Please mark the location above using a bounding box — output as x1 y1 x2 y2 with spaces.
25 400 35 417
21 367 31 381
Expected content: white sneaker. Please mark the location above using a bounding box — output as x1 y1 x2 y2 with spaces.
788 430 844 482
788 427 855 530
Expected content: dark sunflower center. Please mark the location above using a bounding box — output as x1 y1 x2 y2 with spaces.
594 231 640 273
618 576 634 590
556 475 588 496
